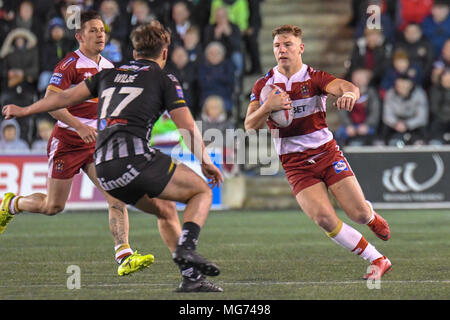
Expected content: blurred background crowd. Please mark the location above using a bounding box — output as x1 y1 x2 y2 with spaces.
342 0 449 148
0 0 448 158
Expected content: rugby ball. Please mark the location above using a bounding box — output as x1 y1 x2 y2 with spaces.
259 84 294 128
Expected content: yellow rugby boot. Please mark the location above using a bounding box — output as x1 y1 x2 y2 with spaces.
118 251 154 276
0 192 16 235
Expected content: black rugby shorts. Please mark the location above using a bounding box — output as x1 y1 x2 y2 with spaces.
96 150 176 204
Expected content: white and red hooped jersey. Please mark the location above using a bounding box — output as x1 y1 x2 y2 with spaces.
250 64 338 168
47 49 114 145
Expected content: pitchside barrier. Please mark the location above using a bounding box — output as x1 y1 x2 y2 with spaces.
0 148 223 211
344 145 450 209
2 146 449 210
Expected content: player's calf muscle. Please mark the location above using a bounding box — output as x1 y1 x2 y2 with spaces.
19 193 64 216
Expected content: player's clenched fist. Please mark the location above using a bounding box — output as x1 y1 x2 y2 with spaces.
2 104 27 119
333 92 357 111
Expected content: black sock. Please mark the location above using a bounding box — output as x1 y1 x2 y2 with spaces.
178 222 200 250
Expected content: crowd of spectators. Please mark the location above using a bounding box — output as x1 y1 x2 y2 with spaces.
0 0 264 154
1 0 448 155
342 0 450 147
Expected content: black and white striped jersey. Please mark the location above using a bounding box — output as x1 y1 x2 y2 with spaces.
84 59 187 164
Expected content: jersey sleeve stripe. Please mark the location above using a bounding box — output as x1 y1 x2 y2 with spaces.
47 85 64 93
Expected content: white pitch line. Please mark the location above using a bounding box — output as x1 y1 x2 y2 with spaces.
0 280 449 289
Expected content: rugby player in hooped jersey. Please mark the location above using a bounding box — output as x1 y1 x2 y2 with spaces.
2 21 224 292
245 25 392 280
0 11 183 279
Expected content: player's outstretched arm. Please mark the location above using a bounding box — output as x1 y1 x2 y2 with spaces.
46 89 97 144
2 82 93 119
169 106 224 188
325 78 360 112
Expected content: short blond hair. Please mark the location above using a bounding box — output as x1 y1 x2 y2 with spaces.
272 25 302 39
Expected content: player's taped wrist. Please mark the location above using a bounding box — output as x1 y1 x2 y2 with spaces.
342 92 357 101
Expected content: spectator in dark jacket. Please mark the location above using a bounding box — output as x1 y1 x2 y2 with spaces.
0 28 38 106
347 28 393 87
198 41 235 113
184 25 204 67
124 0 157 61
45 1 77 49
431 39 450 85
167 1 194 48
380 49 423 96
395 23 435 84
428 69 450 145
0 5 14 44
130 0 156 27
38 17 74 94
203 6 243 79
12 0 42 41
354 0 395 43
243 0 263 75
336 68 381 146
99 0 129 45
165 45 200 118
191 0 212 38
0 27 39 143
421 0 450 58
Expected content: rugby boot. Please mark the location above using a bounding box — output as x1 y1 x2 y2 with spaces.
118 251 154 276
176 275 223 292
363 256 392 280
0 193 16 235
173 246 220 277
368 212 391 241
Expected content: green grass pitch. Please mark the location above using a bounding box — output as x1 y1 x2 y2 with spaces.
0 209 449 300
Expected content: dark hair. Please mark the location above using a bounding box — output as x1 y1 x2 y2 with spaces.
77 11 103 32
272 25 302 39
434 0 449 7
131 21 171 59
396 74 414 82
19 0 33 8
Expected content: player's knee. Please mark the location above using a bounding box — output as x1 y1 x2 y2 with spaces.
164 201 178 215
347 203 372 224
196 177 212 195
353 213 371 225
313 212 335 231
156 201 178 220
201 184 213 198
196 184 213 203
108 200 126 213
185 179 212 202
